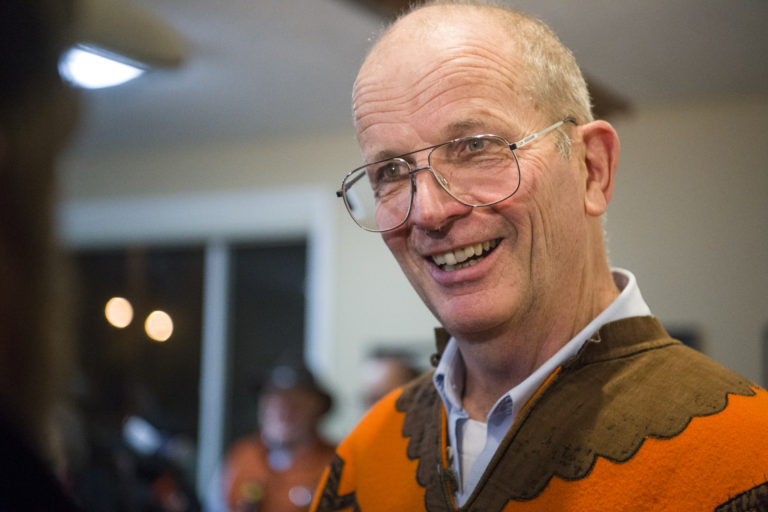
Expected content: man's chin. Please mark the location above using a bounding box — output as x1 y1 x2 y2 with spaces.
436 309 507 342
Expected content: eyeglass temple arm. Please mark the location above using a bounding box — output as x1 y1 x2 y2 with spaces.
509 116 577 150
336 170 367 197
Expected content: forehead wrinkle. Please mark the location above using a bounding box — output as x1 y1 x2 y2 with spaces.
355 47 518 140
356 38 516 101
413 61 517 119
352 80 405 130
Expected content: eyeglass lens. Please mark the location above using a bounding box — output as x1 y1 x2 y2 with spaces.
342 135 521 232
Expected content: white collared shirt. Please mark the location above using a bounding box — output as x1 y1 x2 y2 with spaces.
432 268 652 506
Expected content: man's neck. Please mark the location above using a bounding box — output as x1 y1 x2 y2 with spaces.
456 266 620 421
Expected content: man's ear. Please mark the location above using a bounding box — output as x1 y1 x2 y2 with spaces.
580 120 620 217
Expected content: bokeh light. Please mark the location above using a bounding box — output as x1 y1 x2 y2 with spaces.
145 310 173 342
105 297 134 328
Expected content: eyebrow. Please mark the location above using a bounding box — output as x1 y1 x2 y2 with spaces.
368 148 405 164
442 118 488 139
366 118 492 164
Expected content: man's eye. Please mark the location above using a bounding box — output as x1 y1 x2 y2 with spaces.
375 162 403 182
466 138 486 152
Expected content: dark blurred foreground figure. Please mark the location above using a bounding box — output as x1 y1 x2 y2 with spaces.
222 365 335 512
0 0 80 510
312 1 768 511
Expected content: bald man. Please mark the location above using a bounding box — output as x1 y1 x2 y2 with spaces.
313 2 768 511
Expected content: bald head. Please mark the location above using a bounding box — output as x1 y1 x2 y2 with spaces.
354 2 592 139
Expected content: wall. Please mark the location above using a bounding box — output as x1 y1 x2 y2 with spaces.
607 96 768 385
59 94 768 439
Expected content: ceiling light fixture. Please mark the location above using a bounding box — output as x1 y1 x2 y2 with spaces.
62 0 186 89
59 45 146 89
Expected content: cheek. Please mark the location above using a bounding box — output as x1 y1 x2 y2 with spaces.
508 154 560 223
382 229 412 260
514 155 585 244
381 231 421 281
381 230 434 302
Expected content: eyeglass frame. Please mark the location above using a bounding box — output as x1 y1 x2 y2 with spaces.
337 116 578 232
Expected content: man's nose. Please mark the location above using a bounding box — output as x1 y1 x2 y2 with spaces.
408 167 471 231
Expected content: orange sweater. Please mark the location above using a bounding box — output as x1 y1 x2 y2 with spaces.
224 434 335 512
313 317 768 511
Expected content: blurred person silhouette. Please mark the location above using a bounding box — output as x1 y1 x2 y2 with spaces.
361 348 421 409
1 0 187 510
221 364 335 512
72 374 201 511
0 0 81 509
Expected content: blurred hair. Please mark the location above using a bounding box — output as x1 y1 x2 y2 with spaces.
367 347 421 381
258 364 333 417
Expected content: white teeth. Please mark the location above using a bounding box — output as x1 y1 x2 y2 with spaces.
443 258 481 272
431 239 499 270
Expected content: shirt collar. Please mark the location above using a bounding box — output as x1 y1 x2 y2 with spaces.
433 268 651 416
433 336 465 414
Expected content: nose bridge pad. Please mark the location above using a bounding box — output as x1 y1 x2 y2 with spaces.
412 166 451 195
428 168 451 192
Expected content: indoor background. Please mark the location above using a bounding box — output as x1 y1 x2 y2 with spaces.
55 0 767 503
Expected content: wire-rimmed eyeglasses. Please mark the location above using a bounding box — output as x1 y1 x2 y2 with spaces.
337 117 577 232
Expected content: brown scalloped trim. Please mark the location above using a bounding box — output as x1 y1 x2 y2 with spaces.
314 454 360 511
395 317 759 510
475 343 756 507
715 481 768 511
396 373 451 510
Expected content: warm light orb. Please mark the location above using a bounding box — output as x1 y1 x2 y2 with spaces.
145 310 173 342
105 297 134 328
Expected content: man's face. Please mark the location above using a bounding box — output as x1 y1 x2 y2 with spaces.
259 388 324 446
353 10 591 341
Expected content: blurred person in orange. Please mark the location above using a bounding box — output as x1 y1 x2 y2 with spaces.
222 364 335 512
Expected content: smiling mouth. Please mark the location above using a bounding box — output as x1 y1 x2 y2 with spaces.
430 239 500 272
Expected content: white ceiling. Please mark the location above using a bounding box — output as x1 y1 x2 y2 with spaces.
66 0 768 157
